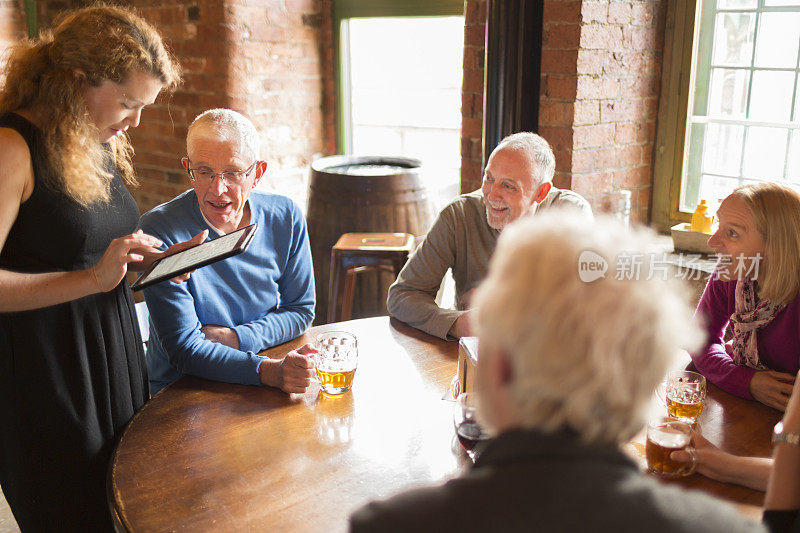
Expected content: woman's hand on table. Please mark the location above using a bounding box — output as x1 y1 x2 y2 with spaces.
671 430 771 491
749 370 795 411
260 344 317 394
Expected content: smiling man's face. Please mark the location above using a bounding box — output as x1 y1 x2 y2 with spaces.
481 146 546 231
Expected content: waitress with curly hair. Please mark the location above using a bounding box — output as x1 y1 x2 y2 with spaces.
0 5 199 531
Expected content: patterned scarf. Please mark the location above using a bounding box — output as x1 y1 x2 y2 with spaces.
730 278 786 369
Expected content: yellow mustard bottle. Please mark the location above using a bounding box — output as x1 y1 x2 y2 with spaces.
691 199 714 233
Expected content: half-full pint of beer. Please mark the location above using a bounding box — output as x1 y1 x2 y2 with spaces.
646 417 697 478
316 368 356 393
664 370 706 423
315 331 358 395
666 393 704 421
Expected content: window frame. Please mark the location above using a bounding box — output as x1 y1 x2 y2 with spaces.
333 0 466 154
653 0 702 231
654 0 800 231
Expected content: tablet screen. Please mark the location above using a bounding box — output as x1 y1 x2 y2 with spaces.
133 224 257 291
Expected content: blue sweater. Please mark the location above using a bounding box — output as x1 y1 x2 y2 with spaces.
138 189 315 394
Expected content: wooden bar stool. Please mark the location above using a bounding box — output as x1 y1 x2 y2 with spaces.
328 232 415 323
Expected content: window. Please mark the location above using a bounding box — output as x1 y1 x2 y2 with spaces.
335 0 465 208
653 0 800 229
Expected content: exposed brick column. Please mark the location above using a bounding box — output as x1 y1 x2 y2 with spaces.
539 0 581 192
567 0 665 223
460 0 486 194
460 0 666 223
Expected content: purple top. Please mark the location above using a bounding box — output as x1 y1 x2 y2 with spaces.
691 275 800 398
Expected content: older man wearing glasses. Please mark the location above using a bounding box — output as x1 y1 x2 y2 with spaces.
138 108 316 395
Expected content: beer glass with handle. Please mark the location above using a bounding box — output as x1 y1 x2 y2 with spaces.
314 331 358 395
646 416 699 478
664 370 706 423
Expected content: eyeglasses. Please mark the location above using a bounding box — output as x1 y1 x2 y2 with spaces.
186 160 259 186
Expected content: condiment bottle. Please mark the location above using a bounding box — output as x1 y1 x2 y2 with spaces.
690 200 714 233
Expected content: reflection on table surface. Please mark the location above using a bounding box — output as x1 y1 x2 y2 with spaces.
110 316 778 532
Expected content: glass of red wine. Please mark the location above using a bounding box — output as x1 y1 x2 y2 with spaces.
453 392 490 462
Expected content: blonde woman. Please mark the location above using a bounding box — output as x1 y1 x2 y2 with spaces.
667 183 800 494
0 5 196 530
691 182 800 412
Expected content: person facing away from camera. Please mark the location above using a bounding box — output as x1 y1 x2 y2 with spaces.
352 212 765 533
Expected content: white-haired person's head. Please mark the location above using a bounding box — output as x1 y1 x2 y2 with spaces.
187 108 261 161
492 132 555 185
472 211 703 445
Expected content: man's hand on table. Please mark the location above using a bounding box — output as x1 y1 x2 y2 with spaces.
201 324 240 349
260 344 317 394
448 312 472 339
749 370 795 411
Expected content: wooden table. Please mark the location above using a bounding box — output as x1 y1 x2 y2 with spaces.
110 316 780 531
625 369 782 521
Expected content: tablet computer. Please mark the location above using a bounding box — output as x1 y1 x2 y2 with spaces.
132 223 258 291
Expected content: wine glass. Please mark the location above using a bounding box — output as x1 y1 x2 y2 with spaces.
453 392 490 462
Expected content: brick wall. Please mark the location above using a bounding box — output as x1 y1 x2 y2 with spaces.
0 0 26 86
7 0 335 214
460 0 486 193
461 0 666 224
130 0 334 213
539 0 581 194
567 0 665 223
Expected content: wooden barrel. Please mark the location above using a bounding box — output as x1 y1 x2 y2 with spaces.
307 155 435 324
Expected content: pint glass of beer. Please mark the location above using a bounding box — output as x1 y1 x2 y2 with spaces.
645 416 698 478
314 331 358 395
665 370 706 423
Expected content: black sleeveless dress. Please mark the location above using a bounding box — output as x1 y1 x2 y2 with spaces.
0 113 148 532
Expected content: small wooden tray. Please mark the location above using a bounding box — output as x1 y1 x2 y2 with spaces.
671 223 715 254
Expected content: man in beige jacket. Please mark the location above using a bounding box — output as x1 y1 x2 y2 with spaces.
387 132 592 340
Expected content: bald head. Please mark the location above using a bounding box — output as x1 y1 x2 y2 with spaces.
187 108 260 162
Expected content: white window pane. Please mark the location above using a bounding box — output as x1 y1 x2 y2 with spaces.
699 175 738 206
349 17 464 89
753 13 800 68
749 70 795 121
708 68 749 117
352 88 461 129
404 129 462 169
712 13 755 66
348 16 464 200
741 126 789 179
718 0 756 8
793 76 800 121
701 123 744 176
765 0 800 6
352 126 402 156
786 130 800 182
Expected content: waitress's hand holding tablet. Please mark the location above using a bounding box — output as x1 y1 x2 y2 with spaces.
132 224 258 291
